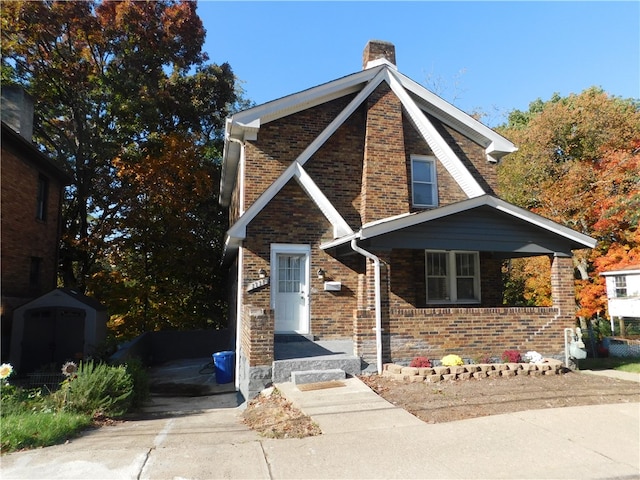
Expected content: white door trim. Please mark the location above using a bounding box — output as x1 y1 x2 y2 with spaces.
270 243 311 334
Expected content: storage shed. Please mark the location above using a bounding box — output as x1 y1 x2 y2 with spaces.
9 288 108 373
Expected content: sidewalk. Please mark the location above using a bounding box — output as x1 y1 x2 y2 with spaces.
2 372 639 479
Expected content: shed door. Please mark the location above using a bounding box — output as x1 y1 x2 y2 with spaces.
271 245 310 334
21 308 85 372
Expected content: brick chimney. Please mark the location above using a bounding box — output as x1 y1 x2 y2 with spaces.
362 40 396 70
1 85 34 141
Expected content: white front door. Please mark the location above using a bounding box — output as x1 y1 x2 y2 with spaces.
271 244 310 334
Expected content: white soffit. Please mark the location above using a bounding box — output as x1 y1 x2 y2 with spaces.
386 70 486 198
396 72 517 161
227 67 384 134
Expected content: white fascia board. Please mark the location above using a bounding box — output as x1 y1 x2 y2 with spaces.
229 67 383 128
293 164 354 238
601 269 640 276
359 195 598 250
396 72 517 161
386 70 486 198
489 197 597 248
320 232 359 250
364 58 398 70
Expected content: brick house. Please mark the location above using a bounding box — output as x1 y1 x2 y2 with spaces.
219 41 596 400
1 86 71 361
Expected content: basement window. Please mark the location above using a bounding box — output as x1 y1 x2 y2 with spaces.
425 250 480 303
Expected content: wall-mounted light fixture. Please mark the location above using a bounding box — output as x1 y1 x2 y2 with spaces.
258 268 267 279
317 268 325 280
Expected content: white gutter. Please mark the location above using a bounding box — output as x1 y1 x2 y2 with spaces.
350 238 383 374
227 137 245 215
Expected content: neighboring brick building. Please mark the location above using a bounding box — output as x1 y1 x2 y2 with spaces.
1 87 71 361
219 41 597 400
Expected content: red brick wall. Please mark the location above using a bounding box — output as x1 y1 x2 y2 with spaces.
241 305 274 367
355 306 571 365
1 145 62 303
242 181 362 341
243 94 357 211
361 82 408 224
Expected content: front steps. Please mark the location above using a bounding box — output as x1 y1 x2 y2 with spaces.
291 368 346 385
272 353 362 383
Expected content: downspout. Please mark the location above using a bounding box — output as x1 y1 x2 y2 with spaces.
234 245 243 390
227 136 245 389
350 238 383 374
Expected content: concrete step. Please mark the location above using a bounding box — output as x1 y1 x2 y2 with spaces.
291 369 346 385
272 354 361 383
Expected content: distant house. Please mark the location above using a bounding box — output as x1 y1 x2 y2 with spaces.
601 265 640 324
219 41 597 400
1 86 71 363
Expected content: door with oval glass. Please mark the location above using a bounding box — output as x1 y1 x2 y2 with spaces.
271 244 310 334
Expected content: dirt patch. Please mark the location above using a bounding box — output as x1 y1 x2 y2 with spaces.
242 388 321 439
359 371 640 424
242 372 639 438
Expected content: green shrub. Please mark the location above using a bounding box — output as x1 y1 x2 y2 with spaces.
56 360 133 417
122 358 150 409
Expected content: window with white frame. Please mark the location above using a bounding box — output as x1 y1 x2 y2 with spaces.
614 276 627 298
425 250 480 303
411 155 437 207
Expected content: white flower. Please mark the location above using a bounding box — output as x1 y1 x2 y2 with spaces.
524 351 543 364
61 361 78 377
0 363 13 379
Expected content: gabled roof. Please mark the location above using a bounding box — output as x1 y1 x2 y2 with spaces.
321 195 597 256
219 62 517 207
601 266 640 276
224 161 354 261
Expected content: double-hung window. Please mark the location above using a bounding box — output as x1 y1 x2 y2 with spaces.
613 276 627 298
425 250 480 303
411 155 437 208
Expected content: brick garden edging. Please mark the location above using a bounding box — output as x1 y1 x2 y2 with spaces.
382 361 564 383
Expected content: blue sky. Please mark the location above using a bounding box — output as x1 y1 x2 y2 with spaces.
198 1 639 126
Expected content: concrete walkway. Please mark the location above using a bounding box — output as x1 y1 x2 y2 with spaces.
2 371 639 479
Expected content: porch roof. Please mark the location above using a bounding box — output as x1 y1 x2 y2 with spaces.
321 195 597 258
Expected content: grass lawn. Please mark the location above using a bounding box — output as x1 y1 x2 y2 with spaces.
578 357 640 373
1 411 92 453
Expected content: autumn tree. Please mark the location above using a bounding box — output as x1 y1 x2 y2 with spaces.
497 88 640 317
2 1 242 336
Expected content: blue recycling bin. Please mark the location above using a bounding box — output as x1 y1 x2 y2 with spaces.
212 351 235 384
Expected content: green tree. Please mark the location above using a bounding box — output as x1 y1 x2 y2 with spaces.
2 0 242 336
